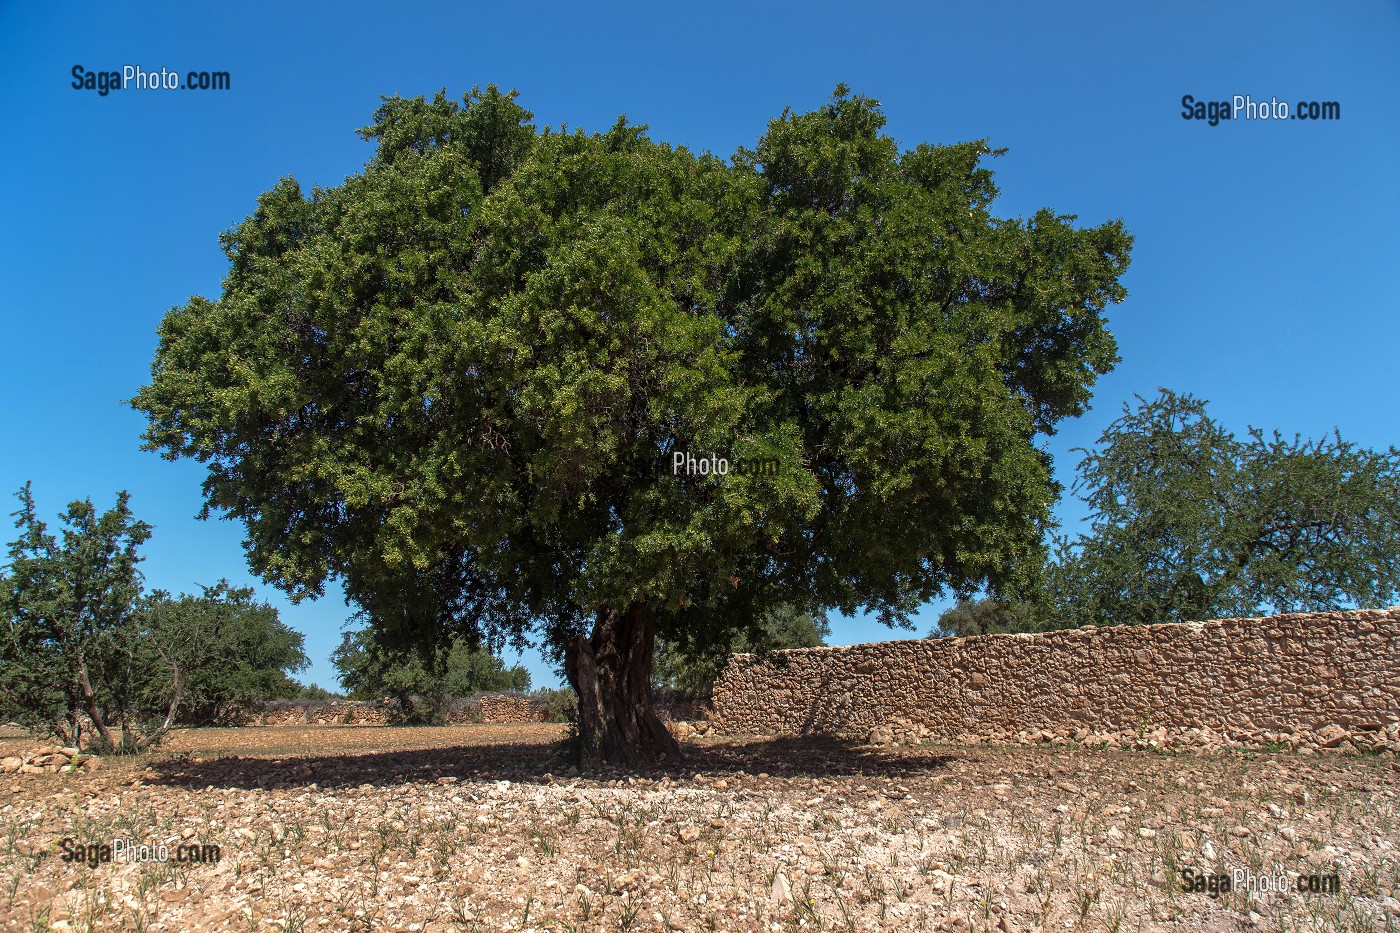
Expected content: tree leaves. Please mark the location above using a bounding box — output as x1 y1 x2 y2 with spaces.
1043 390 1400 626
132 86 1133 663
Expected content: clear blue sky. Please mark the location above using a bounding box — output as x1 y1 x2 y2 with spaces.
2 1 1397 691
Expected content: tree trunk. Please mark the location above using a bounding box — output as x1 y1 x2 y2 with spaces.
75 653 119 752
136 663 185 750
565 603 681 768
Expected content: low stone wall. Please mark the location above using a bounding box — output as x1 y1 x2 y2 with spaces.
249 694 550 726
253 701 397 726
475 694 543 724
710 608 1400 753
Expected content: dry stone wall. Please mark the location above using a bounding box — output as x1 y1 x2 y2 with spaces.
474 693 545 724
250 694 549 726
710 608 1400 753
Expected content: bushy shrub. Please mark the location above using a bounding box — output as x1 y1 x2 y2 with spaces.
531 687 578 724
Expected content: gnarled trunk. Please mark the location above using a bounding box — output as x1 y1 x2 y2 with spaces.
565 603 680 768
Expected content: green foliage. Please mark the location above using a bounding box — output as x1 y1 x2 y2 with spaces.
654 604 830 694
927 597 1043 638
1041 389 1400 626
131 85 1132 730
333 626 531 723
1 484 151 746
144 585 310 724
0 485 306 749
528 687 578 724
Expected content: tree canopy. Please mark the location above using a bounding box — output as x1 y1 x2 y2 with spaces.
131 85 1133 763
1040 389 1400 627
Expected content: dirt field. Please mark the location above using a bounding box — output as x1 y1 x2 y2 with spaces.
1 724 1397 932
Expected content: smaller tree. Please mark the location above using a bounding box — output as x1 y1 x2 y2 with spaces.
1 485 152 750
0 485 308 750
927 597 1043 638
1043 390 1400 627
332 627 531 723
654 604 830 695
141 583 310 725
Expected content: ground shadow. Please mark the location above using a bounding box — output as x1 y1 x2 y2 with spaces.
142 733 957 791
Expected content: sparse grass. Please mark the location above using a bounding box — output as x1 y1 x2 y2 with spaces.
0 724 1394 931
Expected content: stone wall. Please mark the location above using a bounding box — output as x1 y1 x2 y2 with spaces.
250 694 550 726
253 701 397 726
710 608 1400 753
475 693 545 724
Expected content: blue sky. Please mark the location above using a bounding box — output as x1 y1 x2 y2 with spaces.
2 1 1397 690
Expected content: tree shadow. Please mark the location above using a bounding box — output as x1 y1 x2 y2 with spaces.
142 733 957 790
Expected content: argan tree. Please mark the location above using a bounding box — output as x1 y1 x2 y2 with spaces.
150 583 310 725
1041 389 1400 627
132 85 1132 765
332 627 530 723
1 486 305 750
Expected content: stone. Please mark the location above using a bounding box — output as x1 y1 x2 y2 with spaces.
1315 724 1349 748
770 871 792 905
1 756 22 772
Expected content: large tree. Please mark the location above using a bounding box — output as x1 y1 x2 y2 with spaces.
131 85 1132 765
1041 389 1400 627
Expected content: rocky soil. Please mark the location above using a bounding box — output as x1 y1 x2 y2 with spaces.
1 724 1397 932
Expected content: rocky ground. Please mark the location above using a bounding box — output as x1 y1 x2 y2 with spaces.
1 724 1397 932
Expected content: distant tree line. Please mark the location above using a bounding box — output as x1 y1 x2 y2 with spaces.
653 604 830 695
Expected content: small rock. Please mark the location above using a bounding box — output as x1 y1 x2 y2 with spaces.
770 871 792 905
1314 724 1349 748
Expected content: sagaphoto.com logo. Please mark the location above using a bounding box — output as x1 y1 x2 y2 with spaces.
1180 93 1340 125
71 64 230 97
